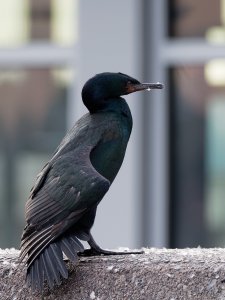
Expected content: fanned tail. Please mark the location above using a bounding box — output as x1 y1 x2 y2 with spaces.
26 234 84 291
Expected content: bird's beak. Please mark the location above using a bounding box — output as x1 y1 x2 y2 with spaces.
126 82 164 94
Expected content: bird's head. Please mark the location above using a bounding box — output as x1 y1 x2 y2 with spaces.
82 72 163 113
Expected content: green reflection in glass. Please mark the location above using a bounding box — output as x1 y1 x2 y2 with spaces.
205 96 225 231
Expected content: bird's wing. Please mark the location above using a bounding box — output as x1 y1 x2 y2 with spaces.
20 147 110 267
29 162 52 198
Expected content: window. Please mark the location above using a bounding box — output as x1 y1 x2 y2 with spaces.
0 1 78 248
168 0 225 247
143 0 225 247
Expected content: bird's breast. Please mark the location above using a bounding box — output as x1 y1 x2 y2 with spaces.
90 115 132 183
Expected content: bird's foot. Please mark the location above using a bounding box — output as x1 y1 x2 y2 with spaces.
78 233 144 257
78 247 144 257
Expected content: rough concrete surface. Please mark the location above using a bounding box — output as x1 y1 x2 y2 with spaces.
1 248 225 299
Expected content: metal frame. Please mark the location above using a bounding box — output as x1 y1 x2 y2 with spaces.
161 40 225 65
142 0 169 247
0 45 77 67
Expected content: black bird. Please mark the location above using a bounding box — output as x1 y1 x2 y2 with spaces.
20 72 163 291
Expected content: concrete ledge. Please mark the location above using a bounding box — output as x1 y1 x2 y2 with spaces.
1 248 225 299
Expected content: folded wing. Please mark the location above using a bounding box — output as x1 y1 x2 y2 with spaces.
20 147 110 290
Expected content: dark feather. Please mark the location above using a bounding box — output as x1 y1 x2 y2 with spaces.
60 238 78 263
31 261 36 291
26 270 31 287
20 226 53 262
69 235 84 251
44 247 61 285
49 243 68 279
26 234 56 269
30 163 51 198
33 258 43 291
74 231 90 241
40 252 54 289
26 242 68 291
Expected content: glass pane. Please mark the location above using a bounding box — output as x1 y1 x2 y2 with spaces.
0 0 78 47
169 0 225 44
170 62 225 247
0 67 73 248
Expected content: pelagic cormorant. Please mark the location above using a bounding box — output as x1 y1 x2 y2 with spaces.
20 72 163 291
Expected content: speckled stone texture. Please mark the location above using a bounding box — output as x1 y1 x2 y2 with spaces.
1 248 225 299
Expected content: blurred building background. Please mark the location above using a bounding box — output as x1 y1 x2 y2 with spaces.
1 0 225 250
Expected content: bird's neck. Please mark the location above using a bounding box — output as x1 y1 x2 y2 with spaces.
92 97 132 118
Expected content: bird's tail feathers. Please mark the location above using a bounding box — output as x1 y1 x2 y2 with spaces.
26 234 84 291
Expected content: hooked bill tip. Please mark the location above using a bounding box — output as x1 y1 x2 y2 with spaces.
156 82 164 89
